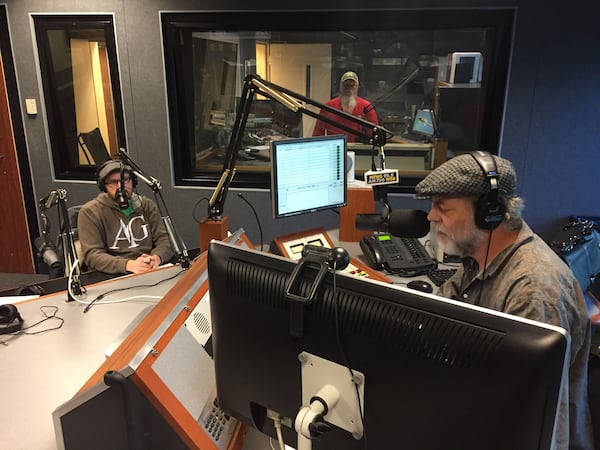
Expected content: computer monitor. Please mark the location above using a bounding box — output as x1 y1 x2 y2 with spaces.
271 135 347 218
411 108 437 139
207 241 568 450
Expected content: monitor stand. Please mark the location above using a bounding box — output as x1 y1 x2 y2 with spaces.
294 351 364 450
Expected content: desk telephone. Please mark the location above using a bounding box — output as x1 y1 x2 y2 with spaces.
360 233 435 276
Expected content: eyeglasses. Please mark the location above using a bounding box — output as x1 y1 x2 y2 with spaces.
105 177 132 187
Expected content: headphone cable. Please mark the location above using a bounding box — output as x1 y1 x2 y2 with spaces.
477 229 493 306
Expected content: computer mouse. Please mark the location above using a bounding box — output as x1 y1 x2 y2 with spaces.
406 279 434 293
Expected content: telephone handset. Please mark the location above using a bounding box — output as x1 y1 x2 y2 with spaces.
360 233 435 276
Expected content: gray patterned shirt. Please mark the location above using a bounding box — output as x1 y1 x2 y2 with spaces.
437 222 594 450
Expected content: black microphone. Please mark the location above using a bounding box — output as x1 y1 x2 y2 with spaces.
114 162 129 209
387 209 430 238
355 209 429 238
355 213 387 230
34 237 63 273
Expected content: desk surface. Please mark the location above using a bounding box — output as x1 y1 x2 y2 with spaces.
1 232 454 450
0 265 185 450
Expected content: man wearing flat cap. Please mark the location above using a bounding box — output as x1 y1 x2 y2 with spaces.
416 151 594 450
312 71 378 142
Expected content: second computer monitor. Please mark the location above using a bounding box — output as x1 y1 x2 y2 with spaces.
411 108 437 139
271 134 347 218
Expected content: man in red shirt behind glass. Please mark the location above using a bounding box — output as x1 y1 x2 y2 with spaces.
312 71 378 142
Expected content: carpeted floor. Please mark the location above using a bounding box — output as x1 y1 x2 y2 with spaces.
0 272 50 294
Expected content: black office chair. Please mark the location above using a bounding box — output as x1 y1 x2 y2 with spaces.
77 128 111 165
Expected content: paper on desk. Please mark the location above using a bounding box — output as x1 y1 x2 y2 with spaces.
0 295 40 305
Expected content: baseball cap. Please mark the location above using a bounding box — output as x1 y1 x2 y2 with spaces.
415 152 517 199
340 71 359 83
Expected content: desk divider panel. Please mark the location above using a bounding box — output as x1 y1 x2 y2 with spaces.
54 232 254 450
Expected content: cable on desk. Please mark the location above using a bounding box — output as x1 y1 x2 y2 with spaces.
2 305 64 337
82 268 186 313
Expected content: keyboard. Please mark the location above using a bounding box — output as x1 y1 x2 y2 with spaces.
427 268 458 287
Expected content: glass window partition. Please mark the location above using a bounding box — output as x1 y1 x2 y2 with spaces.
34 15 125 180
162 10 513 192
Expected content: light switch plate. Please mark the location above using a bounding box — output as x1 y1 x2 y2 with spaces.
25 98 37 115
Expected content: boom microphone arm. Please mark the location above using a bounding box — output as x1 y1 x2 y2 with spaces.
118 149 190 269
208 74 394 221
363 67 420 115
38 188 84 301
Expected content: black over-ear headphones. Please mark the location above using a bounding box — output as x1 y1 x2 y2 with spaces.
0 304 24 335
470 151 506 230
96 159 138 192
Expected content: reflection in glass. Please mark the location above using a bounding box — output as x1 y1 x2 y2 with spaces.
34 15 124 179
162 10 513 191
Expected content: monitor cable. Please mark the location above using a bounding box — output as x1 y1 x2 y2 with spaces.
330 261 367 450
270 415 285 450
238 193 264 251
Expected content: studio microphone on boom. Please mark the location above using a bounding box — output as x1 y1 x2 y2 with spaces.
114 162 129 209
34 237 62 272
355 209 430 238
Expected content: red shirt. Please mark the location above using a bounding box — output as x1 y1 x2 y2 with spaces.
312 96 379 142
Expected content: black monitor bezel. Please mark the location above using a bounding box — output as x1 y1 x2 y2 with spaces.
207 241 568 450
271 134 348 219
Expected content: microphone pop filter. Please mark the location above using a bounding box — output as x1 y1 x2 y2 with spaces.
355 213 387 231
387 209 430 238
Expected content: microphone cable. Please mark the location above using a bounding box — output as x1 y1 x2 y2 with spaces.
237 193 264 251
82 267 185 313
192 196 211 224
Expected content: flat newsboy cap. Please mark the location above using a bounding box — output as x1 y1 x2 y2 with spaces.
415 152 517 199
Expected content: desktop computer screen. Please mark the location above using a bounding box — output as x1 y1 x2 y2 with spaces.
207 241 568 450
411 108 437 139
271 135 347 218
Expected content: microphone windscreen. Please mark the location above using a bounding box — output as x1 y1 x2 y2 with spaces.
34 237 62 270
355 213 387 231
387 209 430 238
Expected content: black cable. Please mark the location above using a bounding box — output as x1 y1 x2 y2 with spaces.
477 229 494 306
192 196 210 224
330 265 367 449
8 305 64 335
237 193 264 251
83 268 185 313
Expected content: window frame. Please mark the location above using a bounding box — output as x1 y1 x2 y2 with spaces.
162 9 514 192
34 14 125 180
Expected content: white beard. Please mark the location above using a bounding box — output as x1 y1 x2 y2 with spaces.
341 93 357 114
432 221 487 258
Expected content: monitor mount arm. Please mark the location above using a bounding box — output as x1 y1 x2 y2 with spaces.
207 74 394 222
118 149 190 269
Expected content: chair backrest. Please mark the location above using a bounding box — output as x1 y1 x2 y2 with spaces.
77 128 111 165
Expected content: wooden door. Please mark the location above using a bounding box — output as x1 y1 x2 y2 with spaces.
0 51 34 273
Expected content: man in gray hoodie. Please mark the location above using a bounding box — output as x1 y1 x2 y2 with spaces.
78 159 174 274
